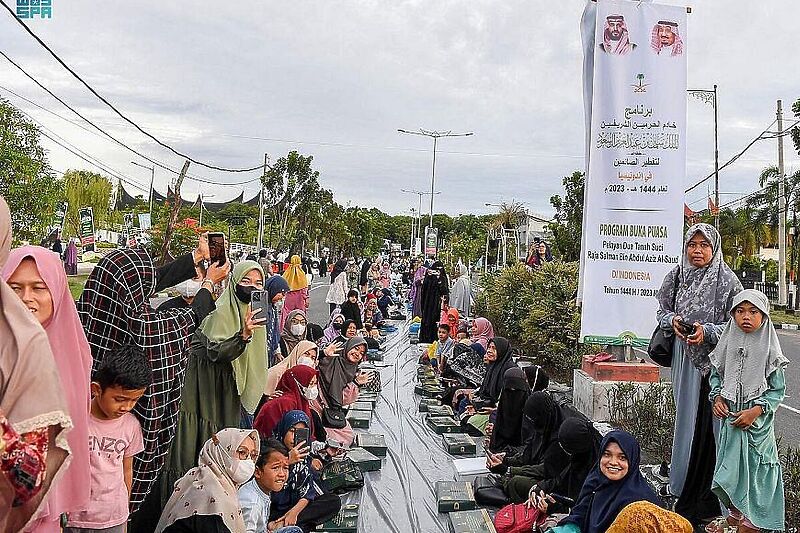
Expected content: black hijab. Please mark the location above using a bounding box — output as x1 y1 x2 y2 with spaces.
359 259 371 285
555 417 601 499
475 337 516 404
561 430 662 533
489 367 530 453
419 261 450 343
523 364 550 392
331 259 348 282
521 391 565 465
318 336 365 408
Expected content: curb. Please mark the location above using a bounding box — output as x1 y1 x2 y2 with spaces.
776 323 800 331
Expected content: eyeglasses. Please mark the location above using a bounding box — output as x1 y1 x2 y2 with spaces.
686 241 711 250
235 447 258 461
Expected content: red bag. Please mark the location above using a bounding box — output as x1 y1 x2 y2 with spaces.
494 503 545 533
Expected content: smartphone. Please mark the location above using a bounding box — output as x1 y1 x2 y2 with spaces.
250 290 268 319
293 427 310 448
208 232 226 266
549 493 575 507
676 319 694 336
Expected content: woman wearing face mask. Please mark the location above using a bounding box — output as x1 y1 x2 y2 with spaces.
156 428 260 533
280 309 310 357
263 276 291 365
161 261 269 507
254 365 319 442
270 411 341 532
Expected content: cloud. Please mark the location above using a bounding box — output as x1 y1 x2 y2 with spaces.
1 0 798 218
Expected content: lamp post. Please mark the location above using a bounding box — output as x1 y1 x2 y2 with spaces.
688 85 719 229
131 161 155 220
397 128 473 228
401 188 440 244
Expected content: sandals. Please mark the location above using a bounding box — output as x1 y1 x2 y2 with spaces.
703 518 728 533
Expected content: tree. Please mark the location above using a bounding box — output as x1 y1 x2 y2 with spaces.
791 97 800 156
63 170 113 238
549 171 585 262
0 97 62 242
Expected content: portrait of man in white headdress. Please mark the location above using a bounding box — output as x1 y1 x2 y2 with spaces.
599 14 637 55
651 20 684 56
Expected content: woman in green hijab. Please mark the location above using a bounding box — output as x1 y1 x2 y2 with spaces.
161 260 280 506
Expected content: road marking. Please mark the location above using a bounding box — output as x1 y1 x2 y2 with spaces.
779 403 800 416
310 283 327 291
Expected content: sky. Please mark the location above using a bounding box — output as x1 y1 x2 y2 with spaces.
1 0 799 219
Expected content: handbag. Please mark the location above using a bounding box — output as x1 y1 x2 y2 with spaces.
647 269 680 368
322 406 347 429
472 475 510 508
494 502 544 533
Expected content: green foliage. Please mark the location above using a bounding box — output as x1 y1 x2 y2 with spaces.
792 97 800 157
476 261 587 377
738 255 762 272
548 171 585 262
0 97 63 242
766 258 778 283
63 170 113 238
781 442 800 530
521 261 587 372
607 381 676 463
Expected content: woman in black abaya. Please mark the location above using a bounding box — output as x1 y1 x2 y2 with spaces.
419 261 449 343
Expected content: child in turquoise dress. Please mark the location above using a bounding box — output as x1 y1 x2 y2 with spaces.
709 288 788 532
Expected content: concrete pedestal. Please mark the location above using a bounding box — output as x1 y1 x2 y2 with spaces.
574 356 663 422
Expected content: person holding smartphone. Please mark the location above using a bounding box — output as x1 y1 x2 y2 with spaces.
162 260 268 505
270 411 341 531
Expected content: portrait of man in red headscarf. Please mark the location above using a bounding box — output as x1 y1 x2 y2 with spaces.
650 20 684 56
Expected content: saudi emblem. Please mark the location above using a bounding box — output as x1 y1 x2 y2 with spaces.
632 73 649 93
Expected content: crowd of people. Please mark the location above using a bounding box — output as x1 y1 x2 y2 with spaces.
0 191 790 532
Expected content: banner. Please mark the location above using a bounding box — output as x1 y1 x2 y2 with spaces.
579 0 687 346
79 207 96 253
138 213 151 231
424 227 438 256
53 201 68 231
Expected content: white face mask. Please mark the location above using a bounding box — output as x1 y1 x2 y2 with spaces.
275 299 285 312
176 279 202 298
303 385 319 401
291 324 306 336
297 356 316 368
229 458 255 485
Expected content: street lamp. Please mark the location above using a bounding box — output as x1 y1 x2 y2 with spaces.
397 128 473 228
401 188 440 243
131 161 155 220
687 85 719 229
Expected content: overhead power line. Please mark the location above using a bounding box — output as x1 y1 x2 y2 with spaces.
0 53 261 186
0 0 262 173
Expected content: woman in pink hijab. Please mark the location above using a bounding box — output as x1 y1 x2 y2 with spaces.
470 317 495 354
2 246 92 532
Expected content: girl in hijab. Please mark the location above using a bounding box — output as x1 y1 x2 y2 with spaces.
78 238 224 514
487 367 530 454
470 317 495 356
264 276 290 365
280 309 309 357
706 289 788 533
379 259 391 288
655 223 742 524
547 430 663 533
156 428 260 533
254 365 318 442
315 337 372 445
64 238 78 276
266 340 338 397
449 261 472 317
332 319 358 349
162 261 267 508
489 391 572 503
528 417 601 516
321 309 345 346
270 411 341 532
338 289 363 329
2 246 93 532
459 337 516 435
325 259 348 314
281 255 310 327
419 261 449 343
0 197 71 531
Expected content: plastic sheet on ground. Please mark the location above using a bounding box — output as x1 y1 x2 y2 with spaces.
342 323 485 533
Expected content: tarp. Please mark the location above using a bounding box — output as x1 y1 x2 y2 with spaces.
343 325 485 532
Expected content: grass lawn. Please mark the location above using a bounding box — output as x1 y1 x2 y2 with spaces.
68 275 88 300
772 309 800 326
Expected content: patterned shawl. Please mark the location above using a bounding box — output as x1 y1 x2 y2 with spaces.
76 248 198 508
656 223 742 374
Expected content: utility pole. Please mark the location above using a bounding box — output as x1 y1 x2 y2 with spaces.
778 100 787 306
688 86 720 228
257 154 268 251
409 207 416 254
397 128 473 228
